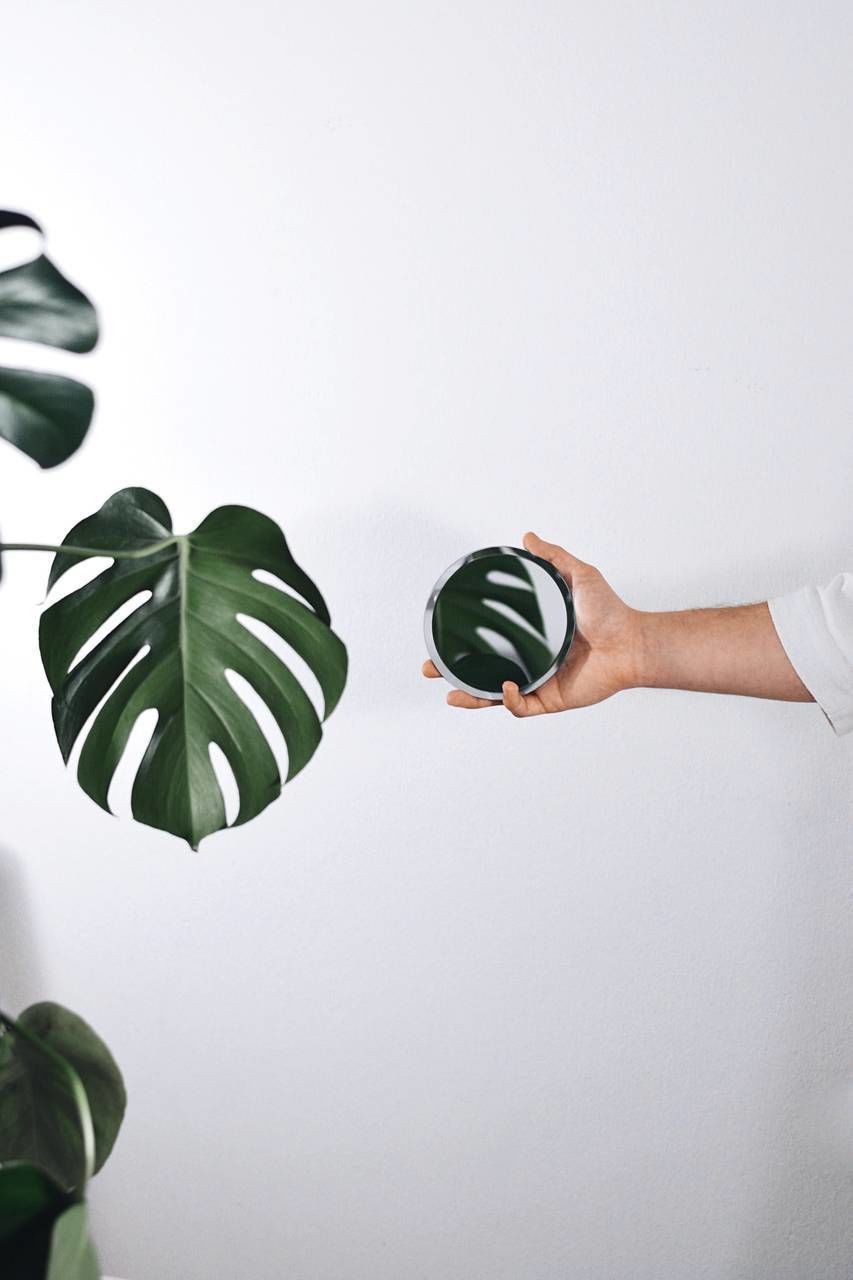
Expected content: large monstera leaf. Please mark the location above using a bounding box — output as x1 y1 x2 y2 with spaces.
0 211 98 469
432 552 554 689
40 487 348 849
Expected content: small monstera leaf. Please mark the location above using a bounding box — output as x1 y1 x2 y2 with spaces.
0 1003 125 1192
0 1006 103 1280
432 552 554 689
0 211 98 469
40 487 348 849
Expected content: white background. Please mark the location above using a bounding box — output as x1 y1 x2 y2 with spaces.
2 3 853 1277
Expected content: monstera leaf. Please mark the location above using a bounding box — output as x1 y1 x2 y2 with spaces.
39 487 348 849
0 1007 104 1280
0 211 98 469
0 1004 125 1191
432 552 554 689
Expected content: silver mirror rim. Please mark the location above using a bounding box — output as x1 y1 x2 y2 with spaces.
423 545 575 701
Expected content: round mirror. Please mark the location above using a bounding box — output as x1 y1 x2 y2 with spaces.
424 546 575 700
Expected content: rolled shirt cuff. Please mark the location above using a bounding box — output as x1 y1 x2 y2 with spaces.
768 576 853 736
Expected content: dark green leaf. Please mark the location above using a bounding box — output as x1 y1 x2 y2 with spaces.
0 210 98 471
0 1003 125 1191
0 1163 67 1244
0 1168 100 1280
0 368 94 469
40 487 348 849
0 1163 74 1279
0 211 42 235
0 254 98 353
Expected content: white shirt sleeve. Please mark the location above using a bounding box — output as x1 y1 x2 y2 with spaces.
768 573 853 735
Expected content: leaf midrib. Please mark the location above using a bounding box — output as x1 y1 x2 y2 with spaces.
176 534 195 833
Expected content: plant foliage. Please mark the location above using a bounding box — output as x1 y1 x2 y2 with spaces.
40 487 348 848
0 1003 115 1280
0 1164 99 1280
0 1004 125 1191
0 211 98 469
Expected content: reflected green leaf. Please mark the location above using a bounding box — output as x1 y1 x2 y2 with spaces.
433 553 553 691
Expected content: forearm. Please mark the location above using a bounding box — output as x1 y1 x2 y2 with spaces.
629 602 813 702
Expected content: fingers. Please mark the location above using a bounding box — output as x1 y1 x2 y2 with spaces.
424 657 499 706
501 680 540 717
447 689 501 709
424 665 538 713
523 531 590 584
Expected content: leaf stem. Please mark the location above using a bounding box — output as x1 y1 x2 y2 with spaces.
0 538 177 560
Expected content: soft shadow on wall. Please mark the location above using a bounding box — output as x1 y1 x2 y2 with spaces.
0 845 44 1012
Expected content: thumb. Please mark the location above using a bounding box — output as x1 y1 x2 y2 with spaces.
523 531 589 584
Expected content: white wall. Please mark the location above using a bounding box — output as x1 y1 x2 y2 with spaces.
2 3 853 1277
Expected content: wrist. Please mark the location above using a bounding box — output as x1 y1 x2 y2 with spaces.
620 608 657 691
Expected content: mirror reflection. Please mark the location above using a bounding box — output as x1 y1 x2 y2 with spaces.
425 547 575 699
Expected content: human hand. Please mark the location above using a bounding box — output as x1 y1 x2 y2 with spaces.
422 532 641 716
